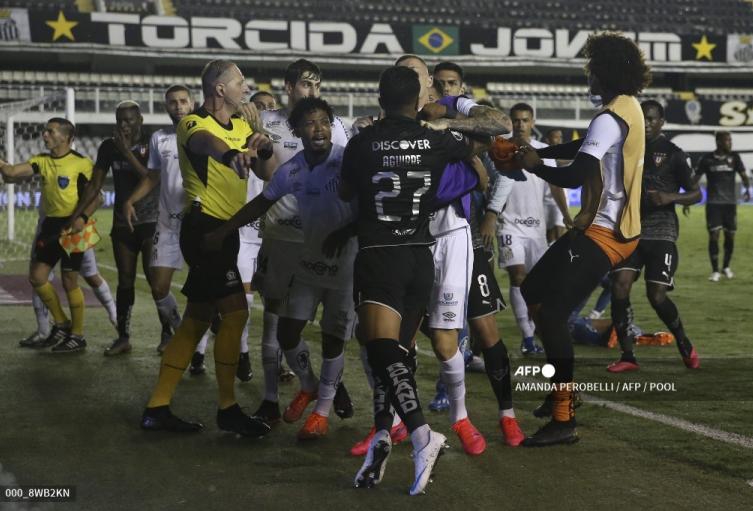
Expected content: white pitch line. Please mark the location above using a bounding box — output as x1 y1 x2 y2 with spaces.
415 347 753 452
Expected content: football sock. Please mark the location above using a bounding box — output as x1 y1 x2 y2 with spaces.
116 286 135 340
147 316 210 408
552 385 575 423
66 287 85 336
501 408 516 419
32 292 51 336
261 311 281 402
214 309 248 409
482 340 513 411
34 282 68 326
372 373 393 432
510 286 535 339
92 279 117 326
239 293 253 353
155 293 181 330
283 339 318 393
359 344 375 389
611 296 636 362
195 331 209 355
708 239 719 272
440 349 468 424
367 339 426 433
652 297 693 358
410 424 431 451
313 352 344 417
723 236 734 269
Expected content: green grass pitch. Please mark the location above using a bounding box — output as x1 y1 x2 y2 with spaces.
1 206 752 509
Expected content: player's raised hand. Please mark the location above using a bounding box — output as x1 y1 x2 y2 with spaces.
352 116 374 131
123 200 137 232
514 144 542 170
247 132 273 160
229 150 255 179
238 101 262 131
113 127 130 155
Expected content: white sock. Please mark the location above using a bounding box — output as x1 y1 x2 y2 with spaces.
32 292 51 336
440 349 468 424
359 344 374 390
93 279 117 326
195 331 210 354
283 339 318 393
501 408 516 419
510 286 535 339
154 293 181 330
410 424 431 451
261 311 281 402
313 352 344 417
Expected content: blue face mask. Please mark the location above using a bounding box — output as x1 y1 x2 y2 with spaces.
589 94 603 108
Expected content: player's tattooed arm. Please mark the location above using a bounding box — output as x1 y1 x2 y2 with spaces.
203 194 277 252
439 105 511 136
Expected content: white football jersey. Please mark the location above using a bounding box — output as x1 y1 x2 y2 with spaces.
260 108 350 243
499 139 554 240
148 127 184 232
262 144 356 289
239 172 264 244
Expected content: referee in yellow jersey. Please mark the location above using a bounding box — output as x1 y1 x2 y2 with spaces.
141 60 278 437
0 118 97 352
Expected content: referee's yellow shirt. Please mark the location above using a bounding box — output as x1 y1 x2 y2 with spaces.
177 107 252 220
29 151 93 218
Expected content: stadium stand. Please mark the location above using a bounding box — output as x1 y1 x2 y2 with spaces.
171 0 753 35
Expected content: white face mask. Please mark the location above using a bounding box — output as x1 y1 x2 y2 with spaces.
589 94 603 108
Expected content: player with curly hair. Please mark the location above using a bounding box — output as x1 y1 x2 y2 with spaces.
515 32 651 446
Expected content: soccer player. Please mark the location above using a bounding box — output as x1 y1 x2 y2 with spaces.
500 103 563 355
607 100 701 372
0 118 96 352
203 97 356 439
515 32 651 446
541 128 572 243
123 85 202 353
71 101 163 355
344 66 489 495
253 59 352 424
139 59 275 437
694 131 750 281
250 91 277 111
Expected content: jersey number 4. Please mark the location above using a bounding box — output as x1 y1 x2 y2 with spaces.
372 170 431 222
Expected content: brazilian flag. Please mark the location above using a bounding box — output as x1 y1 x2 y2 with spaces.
412 25 459 55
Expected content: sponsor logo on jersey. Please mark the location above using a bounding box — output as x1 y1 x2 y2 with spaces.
265 120 282 128
514 216 541 227
186 120 197 130
284 141 299 150
301 259 339 277
371 139 432 151
57 176 70 189
276 216 302 228
391 228 416 237
443 311 457 320
270 134 282 141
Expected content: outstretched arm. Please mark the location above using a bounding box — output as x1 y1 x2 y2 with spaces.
518 146 600 189
0 160 34 182
203 194 276 251
536 139 585 160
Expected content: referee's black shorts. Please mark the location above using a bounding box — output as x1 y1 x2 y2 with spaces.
180 204 243 303
31 216 83 272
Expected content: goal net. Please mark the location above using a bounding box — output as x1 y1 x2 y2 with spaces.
0 88 72 266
